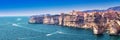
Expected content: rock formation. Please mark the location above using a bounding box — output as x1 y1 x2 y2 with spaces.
59 13 65 26
29 15 44 24
29 10 120 35
43 15 60 24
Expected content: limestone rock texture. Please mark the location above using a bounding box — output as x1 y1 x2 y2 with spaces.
29 16 44 24
29 10 120 35
43 15 60 24
58 10 120 35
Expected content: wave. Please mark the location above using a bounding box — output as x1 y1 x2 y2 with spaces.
11 24 62 37
12 23 20 27
56 31 64 34
46 34 52 36
46 31 64 36
46 31 90 36
11 23 42 32
11 23 86 38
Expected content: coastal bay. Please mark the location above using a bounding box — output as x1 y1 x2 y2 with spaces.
0 17 119 40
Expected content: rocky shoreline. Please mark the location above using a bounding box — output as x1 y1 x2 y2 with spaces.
29 10 120 35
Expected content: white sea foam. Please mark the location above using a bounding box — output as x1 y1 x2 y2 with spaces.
46 34 52 36
11 23 44 33
46 32 56 36
46 31 64 36
12 23 20 27
57 31 63 34
48 31 81 36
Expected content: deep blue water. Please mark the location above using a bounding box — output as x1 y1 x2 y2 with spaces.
0 16 120 40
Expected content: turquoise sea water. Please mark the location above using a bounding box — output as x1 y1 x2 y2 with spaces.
0 16 120 40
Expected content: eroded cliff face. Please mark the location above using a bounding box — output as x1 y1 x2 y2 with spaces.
58 10 120 35
106 20 120 35
29 10 120 35
59 11 85 28
107 20 119 35
103 11 120 35
29 16 44 24
83 12 106 34
59 13 65 26
43 15 60 24
63 15 80 27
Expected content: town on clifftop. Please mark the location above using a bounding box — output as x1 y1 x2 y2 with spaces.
28 6 120 36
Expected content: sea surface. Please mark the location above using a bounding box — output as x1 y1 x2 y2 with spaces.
0 16 120 40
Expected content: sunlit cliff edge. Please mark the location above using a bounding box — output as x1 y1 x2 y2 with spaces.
28 6 120 35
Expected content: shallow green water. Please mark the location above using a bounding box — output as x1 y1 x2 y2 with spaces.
0 16 120 40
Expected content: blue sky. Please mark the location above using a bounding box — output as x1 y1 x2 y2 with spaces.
0 0 120 16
